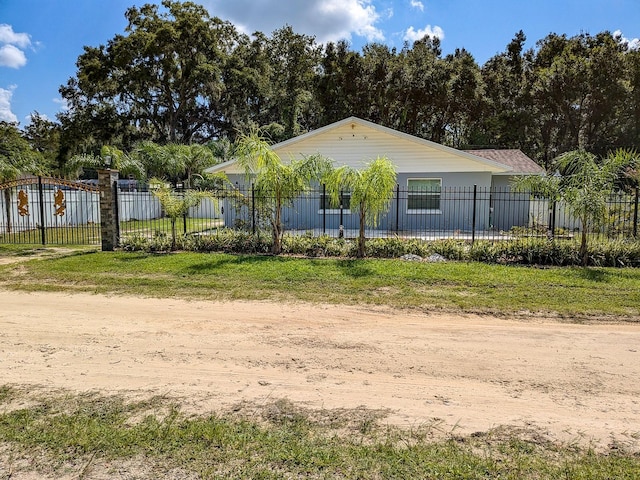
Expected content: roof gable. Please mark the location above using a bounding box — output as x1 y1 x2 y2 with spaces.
206 117 518 175
272 117 510 174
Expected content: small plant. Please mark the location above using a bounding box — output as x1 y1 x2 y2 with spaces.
150 179 214 250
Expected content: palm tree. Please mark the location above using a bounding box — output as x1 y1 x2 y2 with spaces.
514 149 630 266
324 156 397 258
133 142 214 188
65 145 145 180
235 131 333 254
149 179 213 250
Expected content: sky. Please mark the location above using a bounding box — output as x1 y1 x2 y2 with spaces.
1 0 640 127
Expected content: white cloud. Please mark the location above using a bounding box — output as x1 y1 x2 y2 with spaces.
614 29 640 51
0 24 31 69
404 24 444 43
0 86 18 123
0 24 31 48
410 0 424 12
0 44 27 68
53 97 69 113
200 0 384 44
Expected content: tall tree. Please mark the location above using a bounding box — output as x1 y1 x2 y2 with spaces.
480 31 534 152
266 26 322 140
23 113 62 174
0 122 45 181
530 32 627 163
61 1 239 145
316 40 363 125
395 36 448 138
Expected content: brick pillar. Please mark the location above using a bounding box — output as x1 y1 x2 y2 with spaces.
98 169 119 251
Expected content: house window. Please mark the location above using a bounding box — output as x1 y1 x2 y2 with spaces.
407 178 441 213
319 192 351 213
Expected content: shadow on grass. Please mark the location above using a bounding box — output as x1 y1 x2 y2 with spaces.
574 267 610 282
336 259 374 278
181 254 286 274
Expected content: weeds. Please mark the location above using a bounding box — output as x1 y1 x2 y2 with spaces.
1 389 638 479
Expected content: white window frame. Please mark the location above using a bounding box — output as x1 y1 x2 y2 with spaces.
407 178 442 214
318 191 352 215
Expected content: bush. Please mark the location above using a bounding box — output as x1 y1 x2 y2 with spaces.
120 232 173 252
281 233 349 257
119 228 640 267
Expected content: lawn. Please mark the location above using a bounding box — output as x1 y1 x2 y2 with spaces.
1 387 638 479
1 248 640 478
1 248 639 319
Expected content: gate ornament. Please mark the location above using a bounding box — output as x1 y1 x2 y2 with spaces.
54 189 66 216
17 190 30 216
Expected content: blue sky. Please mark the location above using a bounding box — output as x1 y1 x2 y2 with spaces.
1 0 639 127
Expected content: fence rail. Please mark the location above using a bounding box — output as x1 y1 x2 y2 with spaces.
2 180 639 245
211 185 639 243
0 176 100 245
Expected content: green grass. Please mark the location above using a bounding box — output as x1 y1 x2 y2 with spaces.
0 225 101 245
1 250 639 319
119 217 224 236
1 388 638 479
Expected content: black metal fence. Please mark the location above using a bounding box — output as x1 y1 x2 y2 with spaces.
209 185 639 243
2 180 639 245
0 177 101 245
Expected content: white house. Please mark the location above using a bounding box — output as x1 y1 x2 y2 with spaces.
206 116 544 234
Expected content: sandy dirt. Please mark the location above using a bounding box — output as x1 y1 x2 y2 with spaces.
1 289 639 451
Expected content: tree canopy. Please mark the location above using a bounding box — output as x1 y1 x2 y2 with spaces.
10 2 634 173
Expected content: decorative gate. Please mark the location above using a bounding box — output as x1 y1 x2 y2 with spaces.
0 176 101 245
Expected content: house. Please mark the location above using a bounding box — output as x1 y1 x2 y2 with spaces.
206 117 544 235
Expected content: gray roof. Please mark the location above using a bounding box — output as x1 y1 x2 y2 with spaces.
464 149 544 175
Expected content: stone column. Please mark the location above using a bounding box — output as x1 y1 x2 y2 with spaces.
98 169 120 251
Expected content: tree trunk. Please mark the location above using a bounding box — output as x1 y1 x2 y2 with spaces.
357 209 366 258
580 228 589 267
272 199 283 255
579 215 589 266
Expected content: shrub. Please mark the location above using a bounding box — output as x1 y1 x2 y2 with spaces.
120 228 640 267
281 233 349 257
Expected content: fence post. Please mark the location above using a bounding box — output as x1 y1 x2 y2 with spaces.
322 184 326 235
634 187 639 238
98 169 120 251
38 176 46 245
251 183 256 235
339 190 344 238
549 200 556 240
113 180 120 242
395 183 400 233
471 184 477 245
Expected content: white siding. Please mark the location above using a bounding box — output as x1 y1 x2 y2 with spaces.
274 121 506 173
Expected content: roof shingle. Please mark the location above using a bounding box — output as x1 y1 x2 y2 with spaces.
464 149 544 174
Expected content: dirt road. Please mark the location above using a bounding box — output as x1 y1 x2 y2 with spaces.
1 290 639 449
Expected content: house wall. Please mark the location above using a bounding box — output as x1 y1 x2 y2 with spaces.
221 172 494 233
274 121 505 174
216 119 511 232
490 175 531 231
